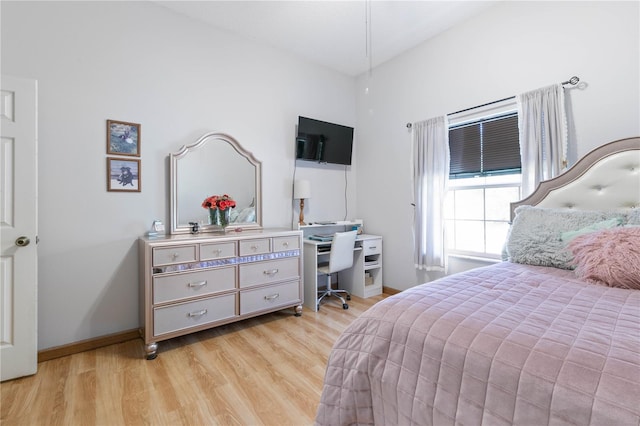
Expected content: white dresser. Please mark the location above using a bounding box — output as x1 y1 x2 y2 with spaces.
139 229 303 359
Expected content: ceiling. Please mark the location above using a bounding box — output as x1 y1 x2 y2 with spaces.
153 1 498 77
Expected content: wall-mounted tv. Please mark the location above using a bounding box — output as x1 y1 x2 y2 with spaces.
296 116 354 165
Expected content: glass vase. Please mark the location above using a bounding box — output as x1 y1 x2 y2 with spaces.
209 208 230 228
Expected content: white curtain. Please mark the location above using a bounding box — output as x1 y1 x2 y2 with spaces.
412 116 449 271
517 84 568 197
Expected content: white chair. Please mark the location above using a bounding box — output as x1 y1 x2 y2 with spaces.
317 230 357 310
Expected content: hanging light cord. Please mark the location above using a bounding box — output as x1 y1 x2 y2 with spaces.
365 0 372 77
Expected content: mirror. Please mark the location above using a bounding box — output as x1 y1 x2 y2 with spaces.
170 132 262 234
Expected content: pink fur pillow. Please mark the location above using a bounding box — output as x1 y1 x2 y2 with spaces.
567 227 640 289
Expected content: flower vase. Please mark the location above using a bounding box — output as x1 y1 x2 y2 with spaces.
209 208 230 228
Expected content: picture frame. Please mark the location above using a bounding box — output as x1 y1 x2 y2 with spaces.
107 158 141 192
107 119 140 156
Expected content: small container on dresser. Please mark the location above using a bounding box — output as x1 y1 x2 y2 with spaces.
139 229 303 359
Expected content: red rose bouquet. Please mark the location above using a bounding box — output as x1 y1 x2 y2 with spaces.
202 194 237 211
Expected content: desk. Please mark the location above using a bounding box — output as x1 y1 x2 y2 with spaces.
302 233 382 311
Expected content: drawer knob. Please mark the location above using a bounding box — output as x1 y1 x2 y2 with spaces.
251 245 259 251
187 309 208 317
213 249 222 255
264 293 280 301
171 252 180 259
282 242 289 247
263 269 279 276
188 281 207 288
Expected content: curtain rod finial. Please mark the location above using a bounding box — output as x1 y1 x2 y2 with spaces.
406 123 412 129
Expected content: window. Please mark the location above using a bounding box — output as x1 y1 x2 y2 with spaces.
444 112 521 258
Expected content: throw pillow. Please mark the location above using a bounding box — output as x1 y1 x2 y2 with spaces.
627 208 640 225
506 206 627 269
567 227 640 289
560 217 624 243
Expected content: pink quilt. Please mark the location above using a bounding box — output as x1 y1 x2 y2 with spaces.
316 262 640 425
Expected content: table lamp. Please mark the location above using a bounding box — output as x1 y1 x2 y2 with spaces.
294 179 311 225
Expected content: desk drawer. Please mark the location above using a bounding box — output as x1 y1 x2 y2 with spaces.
239 238 271 256
153 293 236 336
239 257 299 288
273 236 300 252
153 245 197 266
240 280 300 315
153 267 236 304
200 242 236 261
362 239 382 256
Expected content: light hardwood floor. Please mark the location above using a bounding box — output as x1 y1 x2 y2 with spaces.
1 294 385 426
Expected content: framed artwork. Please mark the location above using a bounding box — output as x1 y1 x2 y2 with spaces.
107 119 140 156
107 158 141 192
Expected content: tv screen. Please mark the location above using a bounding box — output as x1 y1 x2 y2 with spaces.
296 116 354 165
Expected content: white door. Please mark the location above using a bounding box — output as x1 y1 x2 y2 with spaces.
0 75 38 381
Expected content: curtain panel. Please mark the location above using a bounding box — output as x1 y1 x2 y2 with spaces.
412 116 449 271
517 84 568 197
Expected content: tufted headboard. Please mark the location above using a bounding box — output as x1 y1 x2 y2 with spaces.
510 137 640 221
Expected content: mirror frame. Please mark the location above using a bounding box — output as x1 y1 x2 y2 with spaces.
170 132 262 234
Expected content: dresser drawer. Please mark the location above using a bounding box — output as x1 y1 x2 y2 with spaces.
153 245 197 266
153 293 236 336
153 267 236 304
240 280 301 315
272 235 300 252
200 242 237 261
239 257 300 288
239 238 271 256
362 239 382 256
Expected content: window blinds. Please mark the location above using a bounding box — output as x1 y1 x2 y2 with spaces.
449 113 520 178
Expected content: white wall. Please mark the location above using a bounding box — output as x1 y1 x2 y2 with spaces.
355 1 640 291
1 1 357 349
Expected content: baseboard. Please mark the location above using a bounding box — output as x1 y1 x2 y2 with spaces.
38 291 399 362
382 286 401 295
38 329 140 363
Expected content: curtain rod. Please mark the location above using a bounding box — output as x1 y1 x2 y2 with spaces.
406 76 580 129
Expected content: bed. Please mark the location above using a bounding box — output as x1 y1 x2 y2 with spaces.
315 137 640 425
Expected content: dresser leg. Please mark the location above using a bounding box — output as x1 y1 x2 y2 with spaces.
294 304 303 317
145 342 158 360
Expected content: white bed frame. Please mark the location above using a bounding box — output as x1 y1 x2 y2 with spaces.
511 137 640 221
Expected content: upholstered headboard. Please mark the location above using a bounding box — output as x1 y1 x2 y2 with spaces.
510 137 640 221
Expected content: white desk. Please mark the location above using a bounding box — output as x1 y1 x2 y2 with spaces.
302 233 382 311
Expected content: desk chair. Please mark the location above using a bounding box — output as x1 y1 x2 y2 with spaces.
317 230 357 310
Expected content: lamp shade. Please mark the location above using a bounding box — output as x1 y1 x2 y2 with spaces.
293 179 311 199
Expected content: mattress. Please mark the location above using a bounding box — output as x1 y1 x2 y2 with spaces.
315 261 640 425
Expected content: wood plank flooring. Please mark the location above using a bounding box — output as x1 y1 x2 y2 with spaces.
1 294 385 426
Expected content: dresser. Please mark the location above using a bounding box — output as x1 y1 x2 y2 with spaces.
139 229 303 359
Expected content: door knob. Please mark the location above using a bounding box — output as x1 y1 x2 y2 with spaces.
15 236 30 247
